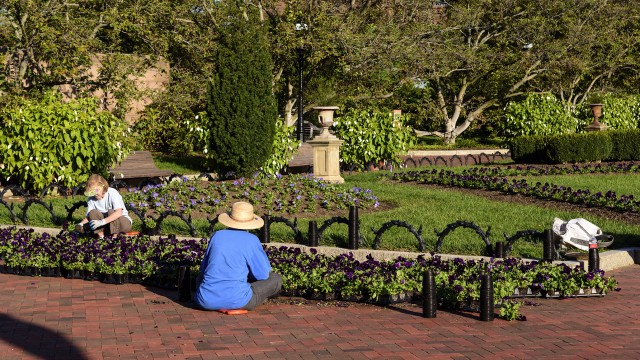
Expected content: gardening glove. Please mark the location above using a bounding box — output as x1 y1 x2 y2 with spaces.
74 223 84 233
88 219 106 230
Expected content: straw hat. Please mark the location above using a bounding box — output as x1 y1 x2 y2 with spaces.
218 202 264 230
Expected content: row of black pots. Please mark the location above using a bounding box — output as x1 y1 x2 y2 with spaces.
0 265 147 285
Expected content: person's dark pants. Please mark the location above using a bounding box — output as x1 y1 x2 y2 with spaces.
87 209 132 236
242 272 283 310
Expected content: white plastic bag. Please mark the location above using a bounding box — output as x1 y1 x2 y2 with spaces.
552 218 610 251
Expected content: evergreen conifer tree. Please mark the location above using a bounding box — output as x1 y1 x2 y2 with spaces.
205 2 277 178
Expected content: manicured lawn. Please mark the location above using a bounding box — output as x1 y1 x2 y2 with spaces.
514 173 640 198
2 167 640 258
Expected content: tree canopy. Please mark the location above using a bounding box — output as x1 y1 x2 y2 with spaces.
1 0 639 146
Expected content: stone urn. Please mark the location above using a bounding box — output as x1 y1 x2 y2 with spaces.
586 103 608 132
314 106 340 138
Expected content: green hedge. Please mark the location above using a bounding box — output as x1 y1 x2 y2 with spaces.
509 135 550 164
546 132 612 163
509 130 640 164
607 129 640 161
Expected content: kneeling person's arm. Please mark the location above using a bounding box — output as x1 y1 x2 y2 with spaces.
247 247 272 281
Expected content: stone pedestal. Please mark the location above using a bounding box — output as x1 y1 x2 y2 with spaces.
308 106 344 183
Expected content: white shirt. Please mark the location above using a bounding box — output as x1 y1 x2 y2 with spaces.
87 187 132 224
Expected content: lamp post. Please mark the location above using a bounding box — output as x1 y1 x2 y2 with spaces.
295 23 307 142
297 47 304 142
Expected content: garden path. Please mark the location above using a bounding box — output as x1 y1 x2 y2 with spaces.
0 264 638 359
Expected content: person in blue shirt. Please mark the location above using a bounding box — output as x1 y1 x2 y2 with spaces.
75 174 133 238
195 201 282 311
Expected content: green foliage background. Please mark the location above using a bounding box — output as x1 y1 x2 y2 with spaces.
0 92 130 191
503 93 640 137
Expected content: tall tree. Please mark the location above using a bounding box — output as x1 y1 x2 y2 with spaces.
334 0 640 144
206 0 277 178
0 0 165 116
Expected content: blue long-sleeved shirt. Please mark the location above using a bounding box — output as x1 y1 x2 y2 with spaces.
194 229 271 310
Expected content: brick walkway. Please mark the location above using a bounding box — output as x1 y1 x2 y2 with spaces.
0 265 638 359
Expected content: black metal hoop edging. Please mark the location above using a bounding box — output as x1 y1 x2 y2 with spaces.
465 154 478 166
39 183 70 199
155 210 197 237
267 216 304 244
317 216 349 244
419 157 433 167
0 198 18 223
478 152 492 164
434 156 448 166
22 198 62 226
1 185 27 198
72 184 86 197
403 158 417 168
64 201 87 222
109 180 129 190
435 220 492 256
503 229 545 254
371 220 425 251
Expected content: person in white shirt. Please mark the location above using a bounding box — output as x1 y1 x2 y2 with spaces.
75 174 133 238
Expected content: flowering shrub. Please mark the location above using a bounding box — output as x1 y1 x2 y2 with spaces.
502 93 640 137
0 91 130 192
124 174 379 216
261 118 300 176
333 108 415 170
502 93 582 137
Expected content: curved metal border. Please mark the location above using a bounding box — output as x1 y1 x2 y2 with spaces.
371 220 425 251
22 199 61 225
504 230 544 254
317 216 348 243
435 220 492 255
64 201 87 222
155 210 197 237
268 216 304 244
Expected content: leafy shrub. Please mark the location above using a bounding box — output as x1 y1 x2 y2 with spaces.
546 132 612 163
333 108 415 170
576 94 640 130
205 3 277 178
132 105 193 155
502 93 581 136
509 135 550 164
607 129 640 161
261 118 300 176
0 92 130 191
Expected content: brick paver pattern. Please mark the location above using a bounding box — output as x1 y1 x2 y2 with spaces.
0 265 638 359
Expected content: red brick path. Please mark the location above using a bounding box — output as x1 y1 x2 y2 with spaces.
0 265 638 359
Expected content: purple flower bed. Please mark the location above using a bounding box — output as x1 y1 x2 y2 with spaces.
124 174 380 217
393 165 640 213
0 226 619 310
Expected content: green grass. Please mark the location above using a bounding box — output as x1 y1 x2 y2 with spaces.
516 173 640 198
2 169 640 258
152 153 210 175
